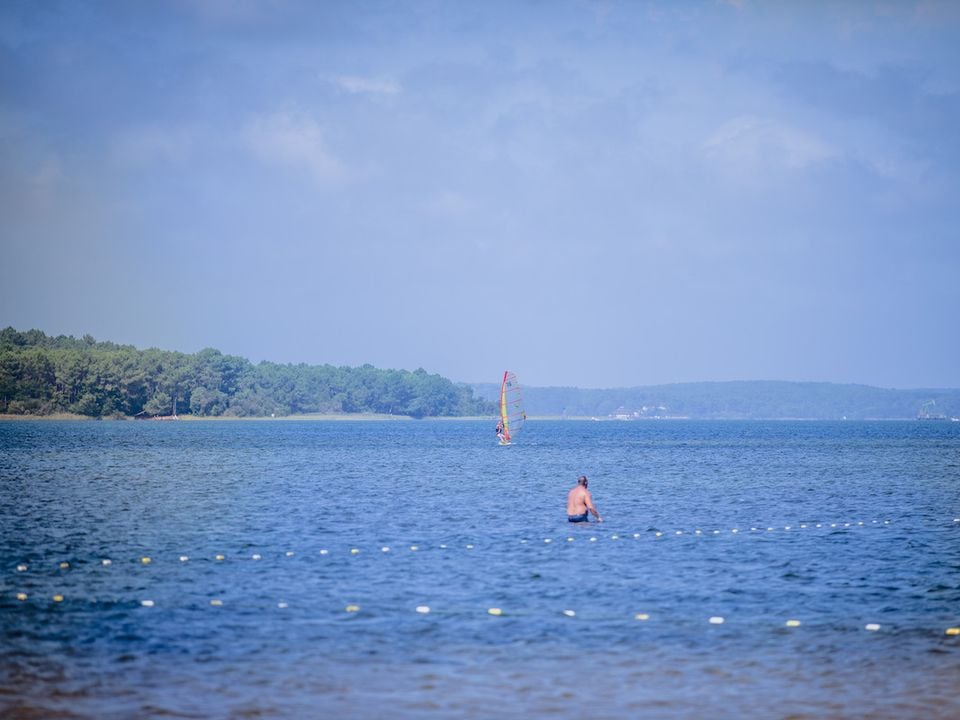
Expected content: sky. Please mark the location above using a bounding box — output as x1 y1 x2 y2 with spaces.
1 0 959 389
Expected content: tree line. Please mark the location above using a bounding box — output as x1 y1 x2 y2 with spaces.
0 328 494 419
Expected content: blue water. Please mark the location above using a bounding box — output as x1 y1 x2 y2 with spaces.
1 419 959 719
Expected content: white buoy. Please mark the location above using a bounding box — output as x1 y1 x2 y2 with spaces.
416 605 431 614
179 555 189 562
285 551 295 557
563 609 576 617
16 564 27 572
320 549 329 555
865 623 881 632
278 602 289 609
141 600 155 608
381 547 390 553
590 537 597 542
709 616 724 624
252 554 261 560
410 545 419 551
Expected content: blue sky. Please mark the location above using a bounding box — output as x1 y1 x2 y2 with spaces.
2 1 958 389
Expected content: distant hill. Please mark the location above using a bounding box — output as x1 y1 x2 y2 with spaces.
472 380 960 420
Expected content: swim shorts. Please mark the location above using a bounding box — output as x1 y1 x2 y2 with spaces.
567 512 589 523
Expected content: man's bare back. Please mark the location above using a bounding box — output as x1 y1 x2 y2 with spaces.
567 475 602 523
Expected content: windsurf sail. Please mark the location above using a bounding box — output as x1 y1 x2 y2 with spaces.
499 371 526 443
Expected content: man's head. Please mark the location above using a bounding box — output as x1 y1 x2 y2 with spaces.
578 475 588 487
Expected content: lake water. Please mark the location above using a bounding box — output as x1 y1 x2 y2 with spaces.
1 419 959 719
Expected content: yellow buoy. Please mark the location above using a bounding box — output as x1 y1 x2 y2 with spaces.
944 627 959 636
210 599 223 606
487 608 503 616
59 562 70 569
16 592 28 601
410 545 419 551
140 557 151 565
785 619 801 627
634 613 650 621
350 548 360 555
52 594 64 603
215 554 225 561
345 604 360 613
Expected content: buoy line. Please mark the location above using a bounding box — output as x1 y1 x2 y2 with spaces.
7 517 957 580
3 590 958 638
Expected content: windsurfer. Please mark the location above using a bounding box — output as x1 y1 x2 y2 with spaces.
567 475 602 523
495 419 505 443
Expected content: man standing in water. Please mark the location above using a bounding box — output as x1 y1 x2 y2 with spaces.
567 475 602 523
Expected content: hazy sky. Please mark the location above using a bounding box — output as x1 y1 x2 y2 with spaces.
2 1 958 389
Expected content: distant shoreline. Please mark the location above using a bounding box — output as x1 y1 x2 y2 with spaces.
0 413 948 422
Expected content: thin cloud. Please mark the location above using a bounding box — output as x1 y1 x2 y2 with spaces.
703 115 836 174
334 75 402 96
241 111 345 184
112 125 197 167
